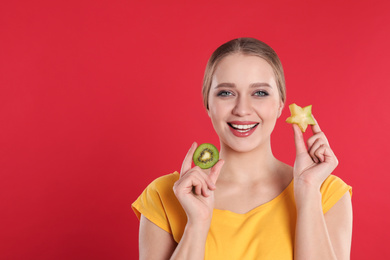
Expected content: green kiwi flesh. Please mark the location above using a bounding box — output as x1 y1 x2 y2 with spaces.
193 143 219 169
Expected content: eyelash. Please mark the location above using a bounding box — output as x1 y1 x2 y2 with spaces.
217 91 233 97
254 90 269 97
216 90 269 97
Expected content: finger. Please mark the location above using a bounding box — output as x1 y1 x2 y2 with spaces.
201 182 211 197
307 132 329 148
316 144 337 163
184 169 214 197
314 144 327 163
194 169 215 196
308 138 324 163
184 172 206 196
180 142 197 176
209 159 225 185
193 174 212 197
293 124 307 155
193 179 203 195
310 114 322 135
194 167 217 190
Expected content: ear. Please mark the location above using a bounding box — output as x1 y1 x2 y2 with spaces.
277 100 284 118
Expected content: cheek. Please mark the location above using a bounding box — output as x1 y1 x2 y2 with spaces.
209 107 223 125
208 98 224 117
208 104 229 132
259 100 281 121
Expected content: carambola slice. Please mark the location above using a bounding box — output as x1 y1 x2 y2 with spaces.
286 103 316 132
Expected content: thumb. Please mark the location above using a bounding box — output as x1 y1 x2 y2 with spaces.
209 159 224 184
293 124 307 155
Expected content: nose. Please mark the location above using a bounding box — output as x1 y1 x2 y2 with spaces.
232 95 252 116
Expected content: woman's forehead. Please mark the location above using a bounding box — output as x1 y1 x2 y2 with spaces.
212 53 276 87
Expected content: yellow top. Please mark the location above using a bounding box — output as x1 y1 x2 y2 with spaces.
132 172 352 259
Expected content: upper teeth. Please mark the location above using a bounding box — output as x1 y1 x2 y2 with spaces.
231 123 257 130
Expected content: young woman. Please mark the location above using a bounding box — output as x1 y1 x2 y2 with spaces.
132 37 353 260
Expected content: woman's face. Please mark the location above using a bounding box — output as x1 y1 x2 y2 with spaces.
208 53 284 153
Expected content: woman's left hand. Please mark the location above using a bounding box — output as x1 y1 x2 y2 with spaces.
292 116 339 193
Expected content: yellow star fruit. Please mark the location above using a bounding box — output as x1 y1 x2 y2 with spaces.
286 103 316 132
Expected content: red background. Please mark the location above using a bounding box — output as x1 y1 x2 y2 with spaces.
1 0 389 259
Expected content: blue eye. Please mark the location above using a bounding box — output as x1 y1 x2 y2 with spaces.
217 91 233 97
254 90 269 97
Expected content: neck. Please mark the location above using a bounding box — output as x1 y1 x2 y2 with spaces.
218 140 279 184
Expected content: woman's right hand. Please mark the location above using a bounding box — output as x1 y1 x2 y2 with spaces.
173 142 224 226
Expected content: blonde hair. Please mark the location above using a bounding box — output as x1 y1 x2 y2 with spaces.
202 37 286 109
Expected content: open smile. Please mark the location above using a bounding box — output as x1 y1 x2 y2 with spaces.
228 121 259 137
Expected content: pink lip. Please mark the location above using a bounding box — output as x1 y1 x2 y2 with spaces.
228 121 259 137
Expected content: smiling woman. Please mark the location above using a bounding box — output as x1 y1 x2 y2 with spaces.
132 37 352 260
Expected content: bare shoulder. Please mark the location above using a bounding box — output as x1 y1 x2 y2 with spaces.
325 192 353 259
139 215 177 260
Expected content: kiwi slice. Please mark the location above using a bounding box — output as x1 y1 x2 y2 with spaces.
193 143 219 169
286 103 316 132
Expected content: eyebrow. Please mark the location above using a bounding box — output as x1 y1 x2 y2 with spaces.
214 82 272 89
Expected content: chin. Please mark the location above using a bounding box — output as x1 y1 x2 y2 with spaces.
222 137 266 154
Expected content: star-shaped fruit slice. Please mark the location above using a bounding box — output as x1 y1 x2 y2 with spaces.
286 103 316 132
